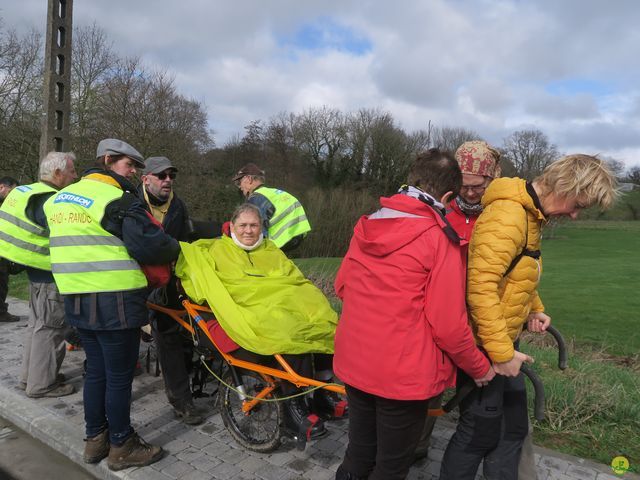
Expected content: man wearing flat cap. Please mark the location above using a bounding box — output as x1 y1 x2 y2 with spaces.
232 163 311 252
140 156 204 425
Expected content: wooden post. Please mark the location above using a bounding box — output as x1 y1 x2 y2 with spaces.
39 0 73 158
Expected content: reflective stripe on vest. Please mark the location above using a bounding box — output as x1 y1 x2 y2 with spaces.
0 183 56 270
44 178 147 294
254 186 311 248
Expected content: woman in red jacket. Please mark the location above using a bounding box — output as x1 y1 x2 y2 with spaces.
333 149 495 480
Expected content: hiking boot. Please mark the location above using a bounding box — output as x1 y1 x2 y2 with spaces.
84 429 109 464
0 312 20 322
312 389 348 420
107 433 163 471
283 396 327 440
26 382 75 398
174 402 204 425
18 373 67 391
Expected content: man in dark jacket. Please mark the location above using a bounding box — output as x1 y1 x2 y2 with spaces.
0 176 20 323
140 156 202 425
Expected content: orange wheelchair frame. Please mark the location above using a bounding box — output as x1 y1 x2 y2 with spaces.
147 297 347 452
146 292 468 452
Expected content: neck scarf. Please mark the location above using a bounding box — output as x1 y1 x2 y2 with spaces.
399 185 446 214
231 231 264 251
455 195 484 216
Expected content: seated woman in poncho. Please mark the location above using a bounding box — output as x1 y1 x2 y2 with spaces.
176 203 343 436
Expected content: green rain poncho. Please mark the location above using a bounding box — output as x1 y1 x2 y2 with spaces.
175 236 337 355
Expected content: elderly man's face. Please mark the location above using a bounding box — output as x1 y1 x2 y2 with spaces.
459 173 490 205
144 169 176 201
56 158 78 189
230 211 262 246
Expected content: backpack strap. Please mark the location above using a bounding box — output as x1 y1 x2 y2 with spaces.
504 210 541 277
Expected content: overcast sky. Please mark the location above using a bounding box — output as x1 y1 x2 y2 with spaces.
3 0 640 167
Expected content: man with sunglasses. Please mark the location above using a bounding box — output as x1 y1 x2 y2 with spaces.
140 156 204 425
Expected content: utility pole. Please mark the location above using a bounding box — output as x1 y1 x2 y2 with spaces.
39 0 73 159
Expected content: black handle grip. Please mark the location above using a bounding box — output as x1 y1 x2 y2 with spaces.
545 325 568 370
521 364 545 421
443 380 476 413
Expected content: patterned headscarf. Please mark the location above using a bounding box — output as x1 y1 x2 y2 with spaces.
455 141 501 178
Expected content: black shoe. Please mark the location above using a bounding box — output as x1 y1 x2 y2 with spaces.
0 312 20 322
313 389 348 420
174 402 204 425
335 465 368 480
283 396 327 440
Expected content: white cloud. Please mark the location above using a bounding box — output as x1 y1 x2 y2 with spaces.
3 0 640 167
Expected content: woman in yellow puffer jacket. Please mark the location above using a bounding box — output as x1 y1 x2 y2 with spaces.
441 154 618 480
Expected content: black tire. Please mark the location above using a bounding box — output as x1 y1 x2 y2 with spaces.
220 369 283 452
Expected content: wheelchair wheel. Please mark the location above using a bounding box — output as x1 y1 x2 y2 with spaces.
220 369 283 452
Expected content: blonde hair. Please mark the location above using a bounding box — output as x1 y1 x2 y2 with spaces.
40 151 75 181
534 154 619 210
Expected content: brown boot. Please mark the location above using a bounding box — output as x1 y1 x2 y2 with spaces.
84 429 109 464
107 433 163 471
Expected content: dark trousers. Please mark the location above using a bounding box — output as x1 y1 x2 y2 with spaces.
338 384 431 480
149 280 194 409
0 259 9 313
78 328 141 445
440 371 529 480
152 312 193 409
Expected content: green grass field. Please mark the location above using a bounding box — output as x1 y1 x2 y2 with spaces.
6 221 639 466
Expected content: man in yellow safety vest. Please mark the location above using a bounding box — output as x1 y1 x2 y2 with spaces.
0 152 78 397
232 163 311 252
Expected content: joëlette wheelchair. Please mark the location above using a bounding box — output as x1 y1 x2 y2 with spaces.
147 288 567 453
147 295 346 452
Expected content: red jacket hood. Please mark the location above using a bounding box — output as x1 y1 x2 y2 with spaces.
353 194 444 257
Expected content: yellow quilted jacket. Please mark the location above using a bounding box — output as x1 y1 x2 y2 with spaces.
467 177 546 362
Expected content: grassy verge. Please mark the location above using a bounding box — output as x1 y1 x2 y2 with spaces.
520 334 639 469
7 272 29 301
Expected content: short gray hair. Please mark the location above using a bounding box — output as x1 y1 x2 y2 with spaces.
230 203 263 224
40 151 75 181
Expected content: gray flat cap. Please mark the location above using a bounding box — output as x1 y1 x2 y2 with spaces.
144 156 178 175
96 138 145 168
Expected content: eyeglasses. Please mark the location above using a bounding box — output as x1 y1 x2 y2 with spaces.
152 172 176 180
460 184 486 193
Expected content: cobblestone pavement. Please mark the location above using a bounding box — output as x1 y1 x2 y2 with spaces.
0 297 637 480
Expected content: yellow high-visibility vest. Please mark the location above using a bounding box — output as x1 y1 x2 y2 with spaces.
0 182 57 270
254 186 311 248
44 176 147 294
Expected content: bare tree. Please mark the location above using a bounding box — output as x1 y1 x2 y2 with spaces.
0 27 43 182
431 126 482 153
627 165 640 184
291 106 348 184
70 23 115 161
502 129 558 180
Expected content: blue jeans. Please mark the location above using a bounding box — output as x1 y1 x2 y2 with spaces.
78 328 141 445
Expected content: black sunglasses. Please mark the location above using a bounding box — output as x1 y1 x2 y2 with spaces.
152 172 176 180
